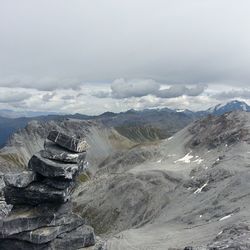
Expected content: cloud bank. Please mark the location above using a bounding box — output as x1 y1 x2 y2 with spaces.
0 1 249 114
94 79 206 99
0 0 250 92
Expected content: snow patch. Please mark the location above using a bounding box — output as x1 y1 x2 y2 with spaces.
168 154 176 157
241 104 247 111
219 214 233 221
194 181 208 194
193 158 204 164
174 152 194 163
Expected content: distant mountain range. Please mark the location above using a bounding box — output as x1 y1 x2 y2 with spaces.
206 100 250 115
0 109 62 119
0 100 249 148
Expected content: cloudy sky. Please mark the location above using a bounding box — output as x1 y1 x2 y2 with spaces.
0 0 250 115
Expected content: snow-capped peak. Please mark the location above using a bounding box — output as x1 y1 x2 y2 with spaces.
207 100 250 115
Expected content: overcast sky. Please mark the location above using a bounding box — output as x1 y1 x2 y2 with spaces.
0 0 250 114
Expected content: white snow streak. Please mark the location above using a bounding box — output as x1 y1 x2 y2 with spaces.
174 152 194 163
219 214 233 221
194 181 208 194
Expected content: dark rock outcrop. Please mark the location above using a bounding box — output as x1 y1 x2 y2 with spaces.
28 152 79 179
0 130 97 249
4 171 36 188
43 140 86 163
47 130 88 153
4 182 71 205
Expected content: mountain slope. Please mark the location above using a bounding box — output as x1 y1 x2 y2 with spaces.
72 111 250 249
1 110 250 248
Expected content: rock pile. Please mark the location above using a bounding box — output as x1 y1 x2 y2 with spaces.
0 131 97 250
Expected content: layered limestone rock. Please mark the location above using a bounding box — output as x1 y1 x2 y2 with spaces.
0 131 100 250
47 130 89 153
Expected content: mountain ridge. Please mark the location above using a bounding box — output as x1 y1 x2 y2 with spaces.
0 100 249 148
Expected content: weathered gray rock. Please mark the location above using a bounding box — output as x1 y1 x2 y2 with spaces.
0 131 96 249
0 207 55 237
88 236 107 250
41 177 75 190
9 214 85 244
0 174 5 198
28 152 79 179
47 130 88 153
4 171 36 188
43 140 87 163
0 203 72 236
0 239 49 250
0 201 12 220
4 182 71 205
0 225 95 250
51 225 95 249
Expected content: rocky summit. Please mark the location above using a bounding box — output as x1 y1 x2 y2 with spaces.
0 131 101 250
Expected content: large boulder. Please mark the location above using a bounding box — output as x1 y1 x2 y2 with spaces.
4 171 36 188
43 140 86 163
51 225 95 249
0 225 95 250
28 152 79 179
4 182 71 205
41 177 75 190
8 214 85 244
0 201 12 220
47 130 88 153
0 203 72 236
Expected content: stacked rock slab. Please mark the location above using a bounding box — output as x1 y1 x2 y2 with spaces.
0 131 96 250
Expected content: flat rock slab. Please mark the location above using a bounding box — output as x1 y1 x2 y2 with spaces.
47 130 88 153
0 203 73 236
28 152 79 179
9 214 85 244
42 177 75 190
52 225 95 249
0 206 54 237
4 171 36 188
0 225 95 250
43 140 87 163
0 239 49 250
4 182 71 206
0 201 12 221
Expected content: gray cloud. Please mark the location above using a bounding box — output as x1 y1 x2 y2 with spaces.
95 79 206 99
0 91 31 103
42 93 55 102
0 0 250 92
157 85 206 98
111 79 160 98
61 95 75 100
214 89 250 100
